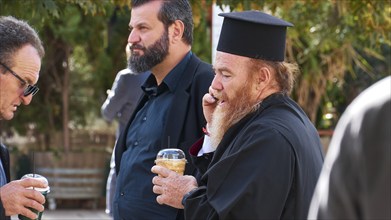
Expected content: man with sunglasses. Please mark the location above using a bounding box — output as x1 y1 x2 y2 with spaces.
0 16 48 220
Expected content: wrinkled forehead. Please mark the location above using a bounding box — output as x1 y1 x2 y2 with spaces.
12 45 41 84
12 44 41 65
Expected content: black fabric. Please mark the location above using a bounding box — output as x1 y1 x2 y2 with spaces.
0 143 11 220
217 10 293 61
185 93 324 219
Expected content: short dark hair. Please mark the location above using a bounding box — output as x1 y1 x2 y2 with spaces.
131 0 193 45
0 16 44 67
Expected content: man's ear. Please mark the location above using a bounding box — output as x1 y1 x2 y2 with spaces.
170 20 185 43
255 66 272 91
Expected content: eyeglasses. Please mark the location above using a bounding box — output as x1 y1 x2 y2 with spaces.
0 62 39 96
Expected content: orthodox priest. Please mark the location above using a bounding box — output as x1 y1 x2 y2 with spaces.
152 10 324 220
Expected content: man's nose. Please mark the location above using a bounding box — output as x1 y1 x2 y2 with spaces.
21 94 33 105
211 75 223 91
128 29 140 44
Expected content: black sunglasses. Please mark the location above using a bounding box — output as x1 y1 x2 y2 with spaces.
0 62 39 97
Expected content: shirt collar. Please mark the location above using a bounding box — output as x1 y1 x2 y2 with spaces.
142 51 192 97
163 51 192 92
142 74 162 97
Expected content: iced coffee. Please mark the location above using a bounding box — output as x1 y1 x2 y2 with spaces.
155 148 187 175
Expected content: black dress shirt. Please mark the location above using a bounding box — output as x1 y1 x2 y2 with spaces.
114 52 191 220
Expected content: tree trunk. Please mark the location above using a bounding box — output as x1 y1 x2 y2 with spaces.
62 47 70 152
296 73 328 123
294 45 349 124
41 26 72 151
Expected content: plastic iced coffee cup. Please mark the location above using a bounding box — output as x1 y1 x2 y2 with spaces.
18 173 50 220
155 148 187 175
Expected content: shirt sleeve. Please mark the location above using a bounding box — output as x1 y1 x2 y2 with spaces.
197 135 215 156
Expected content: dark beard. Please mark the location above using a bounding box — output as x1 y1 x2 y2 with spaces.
209 80 260 148
128 29 169 73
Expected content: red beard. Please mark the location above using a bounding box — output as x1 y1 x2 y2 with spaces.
209 80 260 148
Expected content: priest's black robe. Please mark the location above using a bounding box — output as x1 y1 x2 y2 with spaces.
185 93 324 220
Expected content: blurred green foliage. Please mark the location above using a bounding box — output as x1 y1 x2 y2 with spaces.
0 0 389 149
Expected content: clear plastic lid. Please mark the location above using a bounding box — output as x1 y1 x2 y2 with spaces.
156 148 186 160
21 173 50 192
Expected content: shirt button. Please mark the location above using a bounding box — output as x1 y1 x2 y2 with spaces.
143 117 147 121
134 141 138 146
120 192 125 196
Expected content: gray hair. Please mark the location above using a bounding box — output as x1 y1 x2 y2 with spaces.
0 16 44 67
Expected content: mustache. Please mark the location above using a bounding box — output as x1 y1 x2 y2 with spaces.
129 44 145 51
211 92 224 102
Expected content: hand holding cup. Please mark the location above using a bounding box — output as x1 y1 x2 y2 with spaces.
0 174 47 219
18 174 50 220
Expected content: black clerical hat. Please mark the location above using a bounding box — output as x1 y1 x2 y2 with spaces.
217 10 293 62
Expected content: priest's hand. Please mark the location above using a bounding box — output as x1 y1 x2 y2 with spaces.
0 178 47 218
203 87 220 125
151 165 198 209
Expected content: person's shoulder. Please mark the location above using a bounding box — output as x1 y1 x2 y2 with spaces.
0 142 6 150
346 76 390 118
232 116 293 154
189 54 213 75
188 52 210 66
0 142 8 156
118 69 149 81
116 68 132 77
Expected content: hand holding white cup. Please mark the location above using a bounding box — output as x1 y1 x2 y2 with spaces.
18 174 50 220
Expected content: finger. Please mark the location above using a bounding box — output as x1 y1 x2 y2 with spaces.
203 93 217 105
26 197 45 212
152 176 164 187
152 176 158 185
152 185 162 195
19 206 38 220
21 191 45 211
19 178 48 189
15 197 40 220
151 165 171 178
151 165 160 175
156 195 164 205
24 189 46 205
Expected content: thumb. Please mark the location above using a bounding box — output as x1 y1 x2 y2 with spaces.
19 178 48 189
151 165 172 178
